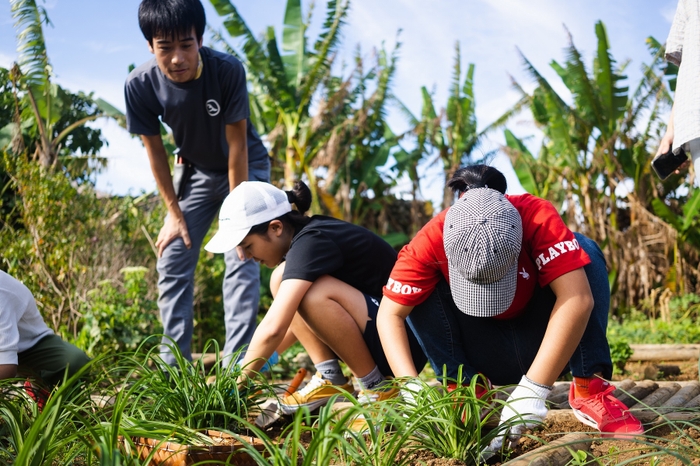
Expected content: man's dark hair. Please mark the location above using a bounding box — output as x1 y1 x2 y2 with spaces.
138 0 206 44
447 164 508 196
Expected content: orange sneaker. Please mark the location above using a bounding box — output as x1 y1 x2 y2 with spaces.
279 372 353 414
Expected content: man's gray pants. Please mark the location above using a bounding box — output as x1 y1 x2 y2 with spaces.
157 162 270 365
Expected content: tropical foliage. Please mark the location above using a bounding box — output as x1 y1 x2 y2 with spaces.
208 0 422 232
4 0 123 177
396 42 526 212
1 0 696 353
0 152 163 336
502 21 698 311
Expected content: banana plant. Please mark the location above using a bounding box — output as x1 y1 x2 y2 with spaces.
7 0 124 175
504 21 691 308
208 0 349 190
320 43 403 224
396 43 526 211
209 0 406 226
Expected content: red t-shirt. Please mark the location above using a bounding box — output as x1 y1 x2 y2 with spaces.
383 193 591 319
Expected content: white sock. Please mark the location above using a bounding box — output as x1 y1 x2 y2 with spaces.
358 365 386 392
314 359 347 385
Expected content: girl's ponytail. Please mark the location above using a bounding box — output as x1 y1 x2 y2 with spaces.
285 180 312 214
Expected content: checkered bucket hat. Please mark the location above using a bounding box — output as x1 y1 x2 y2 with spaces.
443 188 523 317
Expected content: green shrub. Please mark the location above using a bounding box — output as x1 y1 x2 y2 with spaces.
74 266 160 356
0 152 163 337
609 339 633 374
608 301 700 344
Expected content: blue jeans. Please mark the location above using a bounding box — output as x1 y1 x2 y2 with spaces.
406 233 612 385
156 160 270 365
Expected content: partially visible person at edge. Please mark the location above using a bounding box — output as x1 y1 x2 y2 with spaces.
655 0 700 183
0 270 90 408
124 0 270 365
376 164 643 450
203 181 427 417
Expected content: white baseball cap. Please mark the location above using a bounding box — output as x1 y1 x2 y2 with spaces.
204 181 292 254
443 188 523 317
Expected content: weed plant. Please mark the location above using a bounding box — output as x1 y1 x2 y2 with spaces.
218 398 358 466
609 294 700 344
0 361 94 465
340 398 419 466
392 375 506 463
112 338 272 433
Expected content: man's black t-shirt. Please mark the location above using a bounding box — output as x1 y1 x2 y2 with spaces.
282 216 397 297
124 46 268 171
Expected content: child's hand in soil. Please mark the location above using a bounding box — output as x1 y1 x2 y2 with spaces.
487 376 552 452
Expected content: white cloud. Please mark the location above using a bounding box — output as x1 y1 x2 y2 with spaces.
56 74 127 112
0 52 14 69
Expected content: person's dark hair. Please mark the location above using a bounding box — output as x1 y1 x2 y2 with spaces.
138 0 206 44
248 180 313 237
447 164 507 196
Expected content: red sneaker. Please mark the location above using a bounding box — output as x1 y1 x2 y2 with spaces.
569 378 644 439
447 379 492 399
447 378 493 421
24 379 50 412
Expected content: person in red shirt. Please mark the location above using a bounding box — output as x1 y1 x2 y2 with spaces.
377 164 643 448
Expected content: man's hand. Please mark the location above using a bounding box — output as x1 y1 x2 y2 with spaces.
0 364 17 380
655 128 674 159
488 375 551 451
156 214 191 257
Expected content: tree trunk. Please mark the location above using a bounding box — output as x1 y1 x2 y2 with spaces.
629 344 700 361
284 145 296 189
442 164 459 211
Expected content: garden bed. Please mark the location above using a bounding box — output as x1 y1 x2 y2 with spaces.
253 352 700 465
123 430 266 466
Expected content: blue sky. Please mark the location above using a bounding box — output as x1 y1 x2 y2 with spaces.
0 0 678 205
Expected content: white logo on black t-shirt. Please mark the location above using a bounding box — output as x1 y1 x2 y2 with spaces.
206 99 220 116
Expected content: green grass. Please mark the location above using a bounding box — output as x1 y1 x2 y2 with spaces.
608 293 700 344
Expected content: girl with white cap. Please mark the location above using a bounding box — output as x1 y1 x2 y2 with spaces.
204 180 426 413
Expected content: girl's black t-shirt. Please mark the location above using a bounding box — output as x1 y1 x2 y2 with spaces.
282 216 397 297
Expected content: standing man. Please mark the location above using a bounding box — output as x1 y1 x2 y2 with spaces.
124 0 270 365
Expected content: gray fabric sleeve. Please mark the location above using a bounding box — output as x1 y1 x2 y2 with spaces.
124 75 161 136
221 58 250 125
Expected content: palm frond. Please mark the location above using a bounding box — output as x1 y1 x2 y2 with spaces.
281 0 307 88
11 0 51 90
555 27 605 132
206 26 244 61
518 48 570 113
297 0 349 113
593 21 628 132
